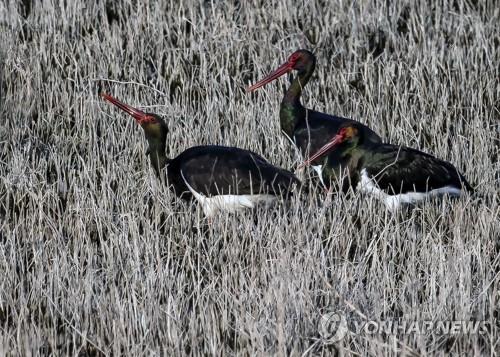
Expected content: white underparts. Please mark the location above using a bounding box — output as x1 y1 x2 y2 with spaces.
181 171 277 218
311 165 326 188
357 169 463 212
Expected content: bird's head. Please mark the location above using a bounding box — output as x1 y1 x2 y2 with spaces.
299 123 362 168
246 49 315 92
100 93 168 145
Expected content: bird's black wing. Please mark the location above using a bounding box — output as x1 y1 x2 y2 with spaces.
294 110 382 166
294 110 381 161
173 146 300 197
365 144 473 195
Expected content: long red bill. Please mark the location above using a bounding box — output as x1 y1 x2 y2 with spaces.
298 134 345 169
246 61 293 92
100 93 148 124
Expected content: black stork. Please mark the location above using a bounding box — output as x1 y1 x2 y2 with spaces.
100 93 300 218
300 122 473 211
247 49 382 188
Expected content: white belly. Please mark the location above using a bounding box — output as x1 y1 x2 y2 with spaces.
311 165 327 188
357 169 463 212
181 171 277 218
199 194 277 217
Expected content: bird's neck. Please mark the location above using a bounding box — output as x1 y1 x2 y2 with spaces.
280 67 314 137
147 139 169 179
335 141 369 167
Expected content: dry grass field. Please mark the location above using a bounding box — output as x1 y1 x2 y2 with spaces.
1 0 499 355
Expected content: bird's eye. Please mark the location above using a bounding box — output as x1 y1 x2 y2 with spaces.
339 127 350 138
138 115 157 125
289 54 299 62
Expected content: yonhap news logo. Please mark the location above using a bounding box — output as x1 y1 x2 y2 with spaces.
358 319 489 336
319 312 349 343
319 311 489 343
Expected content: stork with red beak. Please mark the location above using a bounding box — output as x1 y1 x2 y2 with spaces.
300 122 473 211
247 49 382 188
101 93 301 218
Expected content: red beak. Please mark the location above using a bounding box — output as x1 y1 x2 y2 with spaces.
100 93 149 124
246 61 294 92
298 133 345 169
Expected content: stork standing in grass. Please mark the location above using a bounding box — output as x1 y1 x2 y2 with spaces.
300 122 473 211
247 49 382 188
101 93 300 218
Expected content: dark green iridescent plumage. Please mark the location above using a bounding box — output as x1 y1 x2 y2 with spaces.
101 94 300 202
143 117 169 178
321 123 473 195
138 116 300 200
274 50 381 181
